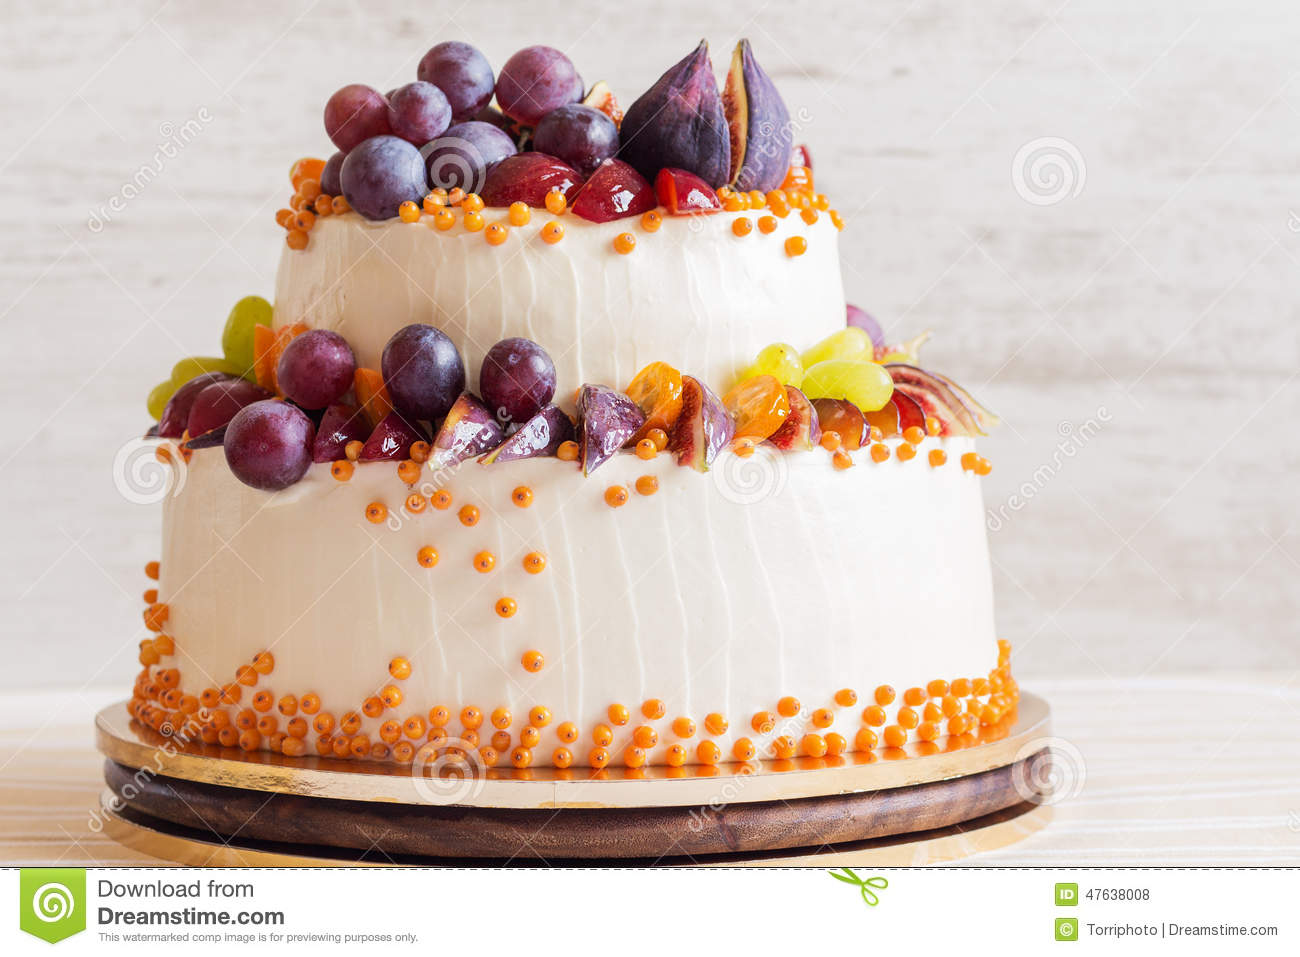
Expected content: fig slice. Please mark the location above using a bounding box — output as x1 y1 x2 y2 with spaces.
668 375 733 471
429 393 504 469
480 405 575 464
723 39 793 193
577 384 645 476
582 80 624 128
618 40 731 188
886 364 982 436
312 403 370 462
767 386 821 452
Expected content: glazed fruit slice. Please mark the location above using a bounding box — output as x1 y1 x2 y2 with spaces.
890 390 927 433
862 399 900 438
252 322 309 393
722 39 792 193
353 368 394 429
157 372 233 439
654 168 721 215
570 159 656 223
722 374 790 443
766 386 821 451
480 405 575 464
811 398 866 451
624 361 684 442
187 379 274 439
576 384 646 475
429 393 505 469
312 404 370 463
929 370 1000 431
359 412 429 462
618 41 730 188
886 364 982 436
480 152 583 208
668 376 733 471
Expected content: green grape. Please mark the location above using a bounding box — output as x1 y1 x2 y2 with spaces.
800 327 873 369
742 342 804 388
147 379 178 421
170 355 242 385
801 359 894 412
222 295 273 374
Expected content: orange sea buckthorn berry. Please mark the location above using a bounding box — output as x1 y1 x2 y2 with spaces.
927 679 950 698
635 475 659 497
491 707 512 730
275 208 295 228
298 693 319 715
904 426 926 446
521 649 545 672
556 439 579 461
589 747 610 769
733 738 757 762
743 189 763 208
458 504 479 526
835 688 858 708
950 678 972 698
832 448 854 470
820 430 842 452
507 201 531 226
552 747 573 769
461 192 484 213
238 729 262 752
811 708 834 729
491 730 511 752
220 683 242 704
331 195 350 215
405 492 426 514
723 194 746 212
380 685 403 709
557 721 579 743
757 215 778 234
429 489 452 510
495 597 517 618
897 707 919 730
473 551 496 573
777 696 800 718
904 686 927 707
235 708 258 731
235 664 257 686
974 456 993 476
646 428 669 451
918 721 940 742
732 217 753 237
768 199 790 218
870 443 890 463
633 726 658 749
752 711 776 734
613 232 636 255
672 717 696 739
771 735 797 759
862 705 887 727
665 744 687 767
929 448 948 468
704 713 728 736
416 546 439 568
883 725 908 748
397 460 421 485
434 208 456 230
330 460 353 481
897 443 917 462
314 194 333 216
641 698 666 720
422 192 444 214
485 222 509 246
800 208 819 226
875 685 896 706
447 187 466 206
523 552 546 575
592 724 614 747
477 746 499 767
697 741 722 765
365 502 387 524
344 440 363 461
363 694 385 717
463 211 484 232
408 440 430 464
511 485 533 508
825 732 848 756
151 633 173 655
427 706 449 727
801 733 828 758
460 706 483 730
529 706 551 728
392 740 415 763
144 560 161 580
923 701 943 722
143 602 169 631
635 438 658 460
608 704 630 726
541 220 565 244
313 712 335 735
545 190 567 215
640 210 662 231
379 720 402 744
398 201 420 223
143 588 159 604
855 727 879 751
403 715 425 740
829 209 844 230
604 485 629 508
252 691 274 713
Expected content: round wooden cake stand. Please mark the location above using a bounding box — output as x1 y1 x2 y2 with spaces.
95 694 1055 865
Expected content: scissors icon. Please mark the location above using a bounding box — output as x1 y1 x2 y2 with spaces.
829 868 889 906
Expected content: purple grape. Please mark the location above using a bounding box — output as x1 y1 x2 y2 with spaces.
495 46 581 127
386 81 452 146
340 135 429 221
479 338 557 426
417 41 495 123
422 120 516 193
157 372 232 438
323 84 391 153
224 400 315 491
846 304 885 348
320 151 344 195
532 104 619 175
381 324 466 422
187 379 273 437
276 329 356 409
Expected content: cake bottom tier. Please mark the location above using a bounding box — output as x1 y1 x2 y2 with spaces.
137 437 1007 768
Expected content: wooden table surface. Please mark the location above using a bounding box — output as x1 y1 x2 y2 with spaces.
5 675 1297 866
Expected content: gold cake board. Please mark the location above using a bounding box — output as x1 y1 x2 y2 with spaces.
95 694 1054 864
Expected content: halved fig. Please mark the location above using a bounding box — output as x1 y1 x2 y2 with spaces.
668 375 733 471
723 39 793 193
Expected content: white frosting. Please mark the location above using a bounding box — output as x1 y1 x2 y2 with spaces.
272 210 847 390
158 440 998 765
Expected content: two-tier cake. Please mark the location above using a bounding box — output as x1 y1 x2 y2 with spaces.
131 38 1015 773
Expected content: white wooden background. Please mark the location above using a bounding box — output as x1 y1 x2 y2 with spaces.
1 0 1297 703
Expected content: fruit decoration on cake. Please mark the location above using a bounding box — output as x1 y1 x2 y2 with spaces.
130 37 1013 773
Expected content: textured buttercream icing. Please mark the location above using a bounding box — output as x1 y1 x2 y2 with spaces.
273 211 846 389
158 439 998 765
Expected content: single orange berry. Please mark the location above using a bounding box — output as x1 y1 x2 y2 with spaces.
820 430 842 452
429 489 452 510
508 201 531 226
832 448 854 470
800 208 819 225
589 747 610 769
405 492 427 513
733 738 757 762
398 201 420 223
458 504 479 526
875 685 896 706
331 195 350 214
870 443 890 463
732 217 753 237
640 210 662 232
604 485 629 507
785 236 808 257
541 220 565 244
544 190 567 215
665 744 687 767
592 724 614 747
829 209 844 230
521 649 544 672
463 211 485 232
904 426 926 446
448 187 466 206
365 502 387 524
897 443 917 461
344 440 363 461
490 707 512 730
634 475 659 496
835 688 858 707
811 708 834 729
801 733 827 758
757 215 778 234
473 551 496 573
556 722 579 743
771 735 797 759
144 560 160 580
632 725 658 749
397 459 421 484
556 439 579 460
751 711 776 734
416 546 439 568
286 229 309 250
777 695 800 718
422 192 445 213
511 746 533 769
929 448 947 467
294 209 316 231
522 552 547 575
862 705 886 726
462 192 484 213
434 208 456 230
646 427 669 451
485 222 508 245
460 706 483 730
608 704 630 726
330 460 353 481
704 713 728 736
635 438 658 460
696 741 722 765
552 747 573 769
613 232 636 255
855 727 879 751
671 716 696 739
883 725 908 748
495 597 518 618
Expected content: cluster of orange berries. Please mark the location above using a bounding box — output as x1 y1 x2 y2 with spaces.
277 158 350 250
599 429 666 507
716 166 841 258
